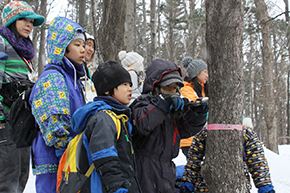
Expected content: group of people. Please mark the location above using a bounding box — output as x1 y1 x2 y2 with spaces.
0 1 275 193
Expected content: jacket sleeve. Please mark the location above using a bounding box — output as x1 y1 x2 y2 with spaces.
182 128 209 191
243 127 273 188
31 72 71 149
130 95 167 136
88 112 129 193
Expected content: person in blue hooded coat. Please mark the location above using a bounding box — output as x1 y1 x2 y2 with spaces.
130 58 207 193
69 61 141 193
29 17 86 193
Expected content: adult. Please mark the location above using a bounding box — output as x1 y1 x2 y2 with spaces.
0 1 45 192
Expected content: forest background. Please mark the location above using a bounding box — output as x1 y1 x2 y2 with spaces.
0 0 289 153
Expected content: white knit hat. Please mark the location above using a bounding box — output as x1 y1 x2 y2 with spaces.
118 50 144 72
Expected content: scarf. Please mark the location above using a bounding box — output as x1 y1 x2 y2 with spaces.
0 26 35 60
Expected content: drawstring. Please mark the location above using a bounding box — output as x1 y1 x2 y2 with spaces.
172 121 179 146
64 56 77 89
117 114 134 154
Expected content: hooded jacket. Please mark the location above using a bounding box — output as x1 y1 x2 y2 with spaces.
130 59 206 193
29 17 86 175
71 96 141 193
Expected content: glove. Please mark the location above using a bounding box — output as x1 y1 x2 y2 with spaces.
164 95 186 111
179 182 194 193
114 188 128 193
176 165 185 179
258 185 275 193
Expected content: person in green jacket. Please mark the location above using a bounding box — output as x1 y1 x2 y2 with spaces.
0 1 44 192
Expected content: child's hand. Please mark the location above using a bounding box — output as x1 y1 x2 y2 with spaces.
179 182 194 193
164 95 186 111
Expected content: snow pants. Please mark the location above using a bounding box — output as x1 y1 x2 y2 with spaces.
0 123 30 193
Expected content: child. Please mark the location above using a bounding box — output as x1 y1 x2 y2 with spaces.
130 58 206 193
69 61 141 193
83 33 96 80
178 126 275 193
180 57 208 156
29 17 86 193
0 1 44 192
118 50 144 105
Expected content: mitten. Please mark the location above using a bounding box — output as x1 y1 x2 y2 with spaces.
114 188 128 193
176 165 185 179
164 95 185 111
258 185 275 193
179 182 194 193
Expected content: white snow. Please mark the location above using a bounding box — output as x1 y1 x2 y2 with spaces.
24 144 290 192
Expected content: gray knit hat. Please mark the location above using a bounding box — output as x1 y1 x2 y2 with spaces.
181 57 207 79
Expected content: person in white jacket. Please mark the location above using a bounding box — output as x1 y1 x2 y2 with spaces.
118 50 144 105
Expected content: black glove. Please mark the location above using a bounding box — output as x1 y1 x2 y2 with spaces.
163 94 187 112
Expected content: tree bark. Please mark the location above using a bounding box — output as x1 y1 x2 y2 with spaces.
150 0 157 61
204 0 248 191
254 0 278 153
37 0 47 76
124 0 135 51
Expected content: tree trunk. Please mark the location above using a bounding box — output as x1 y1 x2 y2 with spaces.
204 0 248 191
124 0 135 51
37 0 47 76
254 0 278 153
78 0 86 28
142 0 148 66
98 0 126 61
150 0 157 61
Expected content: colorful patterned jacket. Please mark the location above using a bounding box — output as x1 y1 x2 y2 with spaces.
181 126 273 192
29 17 86 175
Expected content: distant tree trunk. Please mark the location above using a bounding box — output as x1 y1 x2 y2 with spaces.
150 0 157 61
90 0 102 64
124 0 135 51
254 0 278 153
142 0 148 65
204 0 248 191
37 0 47 76
284 0 290 144
78 0 86 28
98 0 125 61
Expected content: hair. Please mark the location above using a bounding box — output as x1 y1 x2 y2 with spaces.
185 76 208 97
99 87 116 96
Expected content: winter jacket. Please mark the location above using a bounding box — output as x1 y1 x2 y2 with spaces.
180 80 207 148
130 59 206 193
71 96 141 193
0 35 32 145
29 17 86 175
181 126 274 192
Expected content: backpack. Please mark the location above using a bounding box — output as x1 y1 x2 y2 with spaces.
9 67 63 148
56 109 124 193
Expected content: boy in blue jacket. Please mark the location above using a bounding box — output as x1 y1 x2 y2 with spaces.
29 17 86 193
68 61 141 193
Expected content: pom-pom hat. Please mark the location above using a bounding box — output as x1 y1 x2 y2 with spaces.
118 50 144 72
92 61 132 96
2 1 45 27
181 56 207 79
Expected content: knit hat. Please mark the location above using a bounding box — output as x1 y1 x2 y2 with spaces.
159 70 184 87
181 57 207 79
118 50 144 72
2 1 45 27
92 61 132 96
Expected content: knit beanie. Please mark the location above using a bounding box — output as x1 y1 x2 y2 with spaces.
92 61 132 96
181 56 207 79
159 70 184 87
118 50 144 72
2 1 45 27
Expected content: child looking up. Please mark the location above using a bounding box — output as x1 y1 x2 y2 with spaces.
29 17 86 193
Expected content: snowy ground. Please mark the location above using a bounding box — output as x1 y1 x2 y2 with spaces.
24 144 290 192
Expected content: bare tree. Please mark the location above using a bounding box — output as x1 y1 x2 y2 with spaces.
98 0 126 61
150 0 157 61
37 0 47 76
124 0 136 51
254 0 278 153
203 0 248 191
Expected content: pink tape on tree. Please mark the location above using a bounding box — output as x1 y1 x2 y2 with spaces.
208 124 243 131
